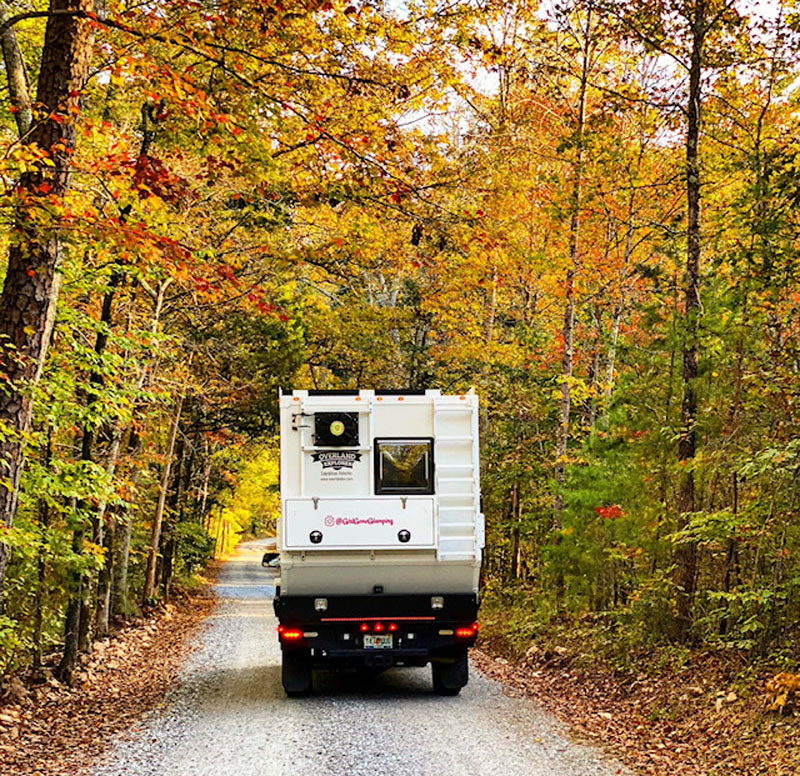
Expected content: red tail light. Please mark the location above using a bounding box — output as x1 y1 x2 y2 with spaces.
281 629 303 640
388 623 398 632
374 622 385 632
360 622 370 632
456 623 478 638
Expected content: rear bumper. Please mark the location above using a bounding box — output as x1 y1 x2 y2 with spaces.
273 593 479 661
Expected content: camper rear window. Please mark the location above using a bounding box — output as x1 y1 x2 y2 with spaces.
375 439 434 495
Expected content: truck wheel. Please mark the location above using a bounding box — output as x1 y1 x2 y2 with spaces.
282 649 312 697
432 647 468 695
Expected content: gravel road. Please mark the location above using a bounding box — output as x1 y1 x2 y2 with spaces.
92 540 630 776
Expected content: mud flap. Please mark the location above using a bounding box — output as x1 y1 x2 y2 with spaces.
431 647 468 695
282 649 312 697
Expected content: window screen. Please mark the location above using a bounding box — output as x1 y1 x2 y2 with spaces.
375 439 434 495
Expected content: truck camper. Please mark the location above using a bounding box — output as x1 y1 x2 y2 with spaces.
273 388 484 696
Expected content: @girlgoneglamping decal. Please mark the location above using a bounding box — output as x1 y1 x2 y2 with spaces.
311 450 362 471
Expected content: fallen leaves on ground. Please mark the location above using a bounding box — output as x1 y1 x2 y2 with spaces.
473 646 799 776
0 575 218 776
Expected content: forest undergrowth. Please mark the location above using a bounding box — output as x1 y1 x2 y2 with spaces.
477 586 798 775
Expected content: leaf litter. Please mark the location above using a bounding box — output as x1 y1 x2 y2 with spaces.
0 578 217 776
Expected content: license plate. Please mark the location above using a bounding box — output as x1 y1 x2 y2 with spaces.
363 634 393 649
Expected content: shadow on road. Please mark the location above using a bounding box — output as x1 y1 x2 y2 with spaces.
179 662 444 707
308 666 445 700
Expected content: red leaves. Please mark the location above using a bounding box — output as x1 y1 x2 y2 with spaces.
216 264 240 286
596 504 624 520
131 155 195 205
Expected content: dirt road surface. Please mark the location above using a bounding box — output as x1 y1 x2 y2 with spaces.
92 541 630 776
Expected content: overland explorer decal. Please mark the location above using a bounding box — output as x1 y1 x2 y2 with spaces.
311 451 362 471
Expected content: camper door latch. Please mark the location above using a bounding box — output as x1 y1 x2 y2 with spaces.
401 497 407 509
312 497 319 510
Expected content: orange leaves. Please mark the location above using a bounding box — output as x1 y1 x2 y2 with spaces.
766 673 800 714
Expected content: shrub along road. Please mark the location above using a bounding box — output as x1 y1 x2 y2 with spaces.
91 540 629 776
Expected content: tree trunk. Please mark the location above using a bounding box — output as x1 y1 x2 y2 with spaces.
673 3 706 643
143 396 184 602
0 2 32 137
111 430 142 618
77 276 119 648
585 305 602 430
95 518 114 637
0 0 96 594
159 436 185 601
602 184 636 415
719 471 741 636
94 423 125 636
112 283 170 614
509 482 520 579
57 499 83 685
554 4 592 528
32 430 52 672
214 507 224 558
198 447 212 526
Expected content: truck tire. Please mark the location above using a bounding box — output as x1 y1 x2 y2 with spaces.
282 649 312 697
432 647 468 695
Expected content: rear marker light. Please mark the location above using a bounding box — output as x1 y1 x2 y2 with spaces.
388 623 398 632
374 622 385 632
360 623 370 632
321 616 435 623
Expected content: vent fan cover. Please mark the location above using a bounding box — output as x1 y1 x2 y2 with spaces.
314 412 359 447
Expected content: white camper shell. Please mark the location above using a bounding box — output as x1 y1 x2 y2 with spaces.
277 388 484 595
273 389 483 696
